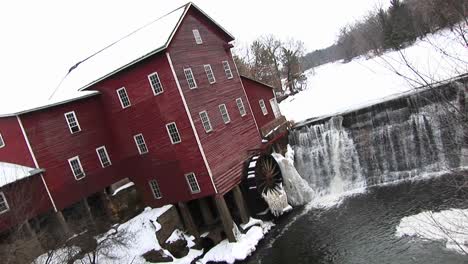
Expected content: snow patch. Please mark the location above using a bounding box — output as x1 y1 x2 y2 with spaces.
199 221 274 264
111 181 135 196
240 217 263 230
396 208 468 255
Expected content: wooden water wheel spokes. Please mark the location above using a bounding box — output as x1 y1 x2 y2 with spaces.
255 155 283 195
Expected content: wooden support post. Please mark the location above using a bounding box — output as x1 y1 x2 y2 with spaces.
82 198 95 226
177 202 199 238
100 190 119 223
215 195 237 242
198 198 216 226
55 211 71 237
23 220 43 251
232 185 250 225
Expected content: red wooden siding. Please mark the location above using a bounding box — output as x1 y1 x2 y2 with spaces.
0 117 35 167
241 77 276 131
168 7 262 194
20 97 123 210
0 177 52 232
84 51 215 206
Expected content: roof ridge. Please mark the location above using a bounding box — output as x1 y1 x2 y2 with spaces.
49 2 191 99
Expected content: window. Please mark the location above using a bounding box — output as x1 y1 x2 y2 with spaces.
222 61 233 79
149 180 162 199
134 134 148 154
199 111 213 133
0 133 4 148
236 98 247 116
219 104 230 124
270 98 282 118
184 68 197 89
68 156 85 180
204 64 216 84
166 122 181 144
192 29 203 44
148 72 164 95
117 87 131 108
185 172 201 193
64 111 81 134
259 99 268 115
96 146 111 168
0 192 9 214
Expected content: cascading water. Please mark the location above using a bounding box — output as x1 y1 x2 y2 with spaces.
289 82 467 196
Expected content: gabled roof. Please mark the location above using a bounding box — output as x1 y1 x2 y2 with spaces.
240 75 276 90
0 162 44 188
52 2 235 99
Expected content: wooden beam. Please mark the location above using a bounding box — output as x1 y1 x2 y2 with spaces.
198 197 215 225
232 185 250 225
214 195 237 242
177 202 199 238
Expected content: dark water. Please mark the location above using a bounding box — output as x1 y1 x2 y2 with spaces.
244 174 468 264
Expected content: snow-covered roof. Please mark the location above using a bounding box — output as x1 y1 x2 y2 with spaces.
0 90 99 118
52 2 234 99
280 26 468 123
0 162 43 188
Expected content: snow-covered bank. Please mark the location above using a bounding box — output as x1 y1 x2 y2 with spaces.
34 206 203 264
280 26 468 122
199 220 274 264
396 209 468 255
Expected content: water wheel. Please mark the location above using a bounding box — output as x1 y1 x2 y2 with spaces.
241 154 283 217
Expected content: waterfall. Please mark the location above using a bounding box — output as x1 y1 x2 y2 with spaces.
289 83 466 196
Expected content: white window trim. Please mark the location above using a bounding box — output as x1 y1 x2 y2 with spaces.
0 192 9 214
166 122 182 144
199 111 213 133
68 156 85 180
133 134 149 155
148 72 164 95
259 99 268 115
116 87 131 109
96 146 112 168
149 180 163 199
204 64 216 84
0 133 5 148
64 111 81 134
192 29 203 44
184 68 198 89
236 98 247 117
185 172 201 194
219 104 231 124
222 61 233 79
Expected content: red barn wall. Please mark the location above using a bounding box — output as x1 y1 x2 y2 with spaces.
241 77 276 131
168 8 262 194
0 177 53 232
0 116 35 167
20 97 126 210
85 52 215 206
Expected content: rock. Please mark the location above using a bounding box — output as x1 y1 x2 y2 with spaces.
142 249 173 263
163 239 189 258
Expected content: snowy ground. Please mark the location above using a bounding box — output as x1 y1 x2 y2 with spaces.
34 206 203 264
199 220 274 264
280 26 468 123
33 206 275 264
396 209 468 255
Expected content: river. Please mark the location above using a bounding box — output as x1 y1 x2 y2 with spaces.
243 173 468 264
